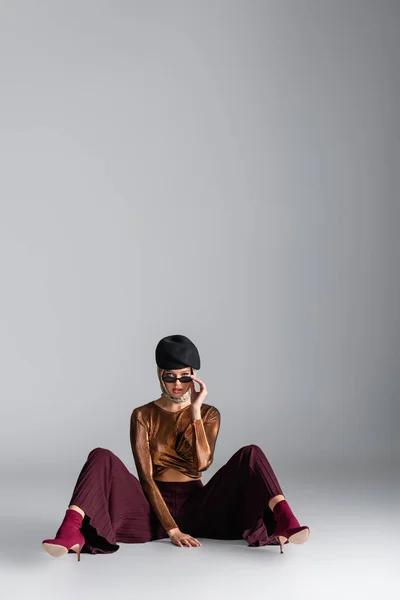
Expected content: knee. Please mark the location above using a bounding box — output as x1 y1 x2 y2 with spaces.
238 444 267 465
240 444 263 456
88 447 114 460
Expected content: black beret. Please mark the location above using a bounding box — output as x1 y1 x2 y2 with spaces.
155 334 201 370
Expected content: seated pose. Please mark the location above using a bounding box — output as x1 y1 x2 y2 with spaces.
42 334 310 560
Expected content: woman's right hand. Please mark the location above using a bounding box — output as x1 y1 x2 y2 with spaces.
168 528 201 547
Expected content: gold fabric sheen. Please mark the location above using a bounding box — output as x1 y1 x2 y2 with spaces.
130 400 221 533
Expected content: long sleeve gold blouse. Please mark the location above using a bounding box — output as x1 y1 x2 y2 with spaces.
130 401 221 533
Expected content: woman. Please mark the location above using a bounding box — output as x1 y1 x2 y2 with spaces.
42 334 310 560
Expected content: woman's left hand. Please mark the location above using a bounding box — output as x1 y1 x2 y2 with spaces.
189 375 208 409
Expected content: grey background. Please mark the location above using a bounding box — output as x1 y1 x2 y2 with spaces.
1 0 399 476
1 0 399 478
1 1 399 598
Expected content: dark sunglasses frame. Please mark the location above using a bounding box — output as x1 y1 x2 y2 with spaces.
162 375 192 383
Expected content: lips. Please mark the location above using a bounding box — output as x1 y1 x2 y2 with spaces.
173 389 182 393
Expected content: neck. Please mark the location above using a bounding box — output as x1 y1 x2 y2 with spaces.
159 395 191 412
160 387 192 404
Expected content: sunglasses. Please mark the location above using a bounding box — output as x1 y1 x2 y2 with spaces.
162 375 192 383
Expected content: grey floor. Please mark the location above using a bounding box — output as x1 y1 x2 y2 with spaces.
1 462 398 600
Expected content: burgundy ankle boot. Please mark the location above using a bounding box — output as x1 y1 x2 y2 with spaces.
272 499 310 554
42 508 85 561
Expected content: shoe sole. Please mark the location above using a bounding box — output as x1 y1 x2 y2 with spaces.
288 529 310 545
42 542 68 558
43 542 82 560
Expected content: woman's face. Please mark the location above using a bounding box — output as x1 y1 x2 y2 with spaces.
161 366 193 398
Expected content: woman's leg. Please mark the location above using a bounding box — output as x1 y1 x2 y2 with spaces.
177 444 286 547
269 495 286 511
64 447 164 554
68 505 85 518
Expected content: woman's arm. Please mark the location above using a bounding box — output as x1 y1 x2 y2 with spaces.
130 408 178 534
191 407 221 472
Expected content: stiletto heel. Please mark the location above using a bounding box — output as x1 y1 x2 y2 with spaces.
278 536 287 554
272 499 310 554
70 543 82 561
42 508 85 560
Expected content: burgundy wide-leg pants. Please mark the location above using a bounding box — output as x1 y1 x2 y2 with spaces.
67 444 284 554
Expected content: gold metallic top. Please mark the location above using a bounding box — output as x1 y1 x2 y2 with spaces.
130 401 221 532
